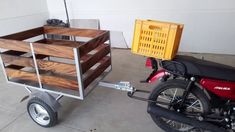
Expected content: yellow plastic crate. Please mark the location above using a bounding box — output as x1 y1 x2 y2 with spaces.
131 19 184 60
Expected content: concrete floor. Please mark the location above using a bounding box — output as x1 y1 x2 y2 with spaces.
0 49 235 132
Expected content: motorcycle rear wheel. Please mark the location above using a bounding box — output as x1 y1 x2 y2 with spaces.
148 79 210 132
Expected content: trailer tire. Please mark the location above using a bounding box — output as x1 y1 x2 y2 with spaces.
27 97 58 127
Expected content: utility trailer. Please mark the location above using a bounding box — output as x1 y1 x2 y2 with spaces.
0 26 134 127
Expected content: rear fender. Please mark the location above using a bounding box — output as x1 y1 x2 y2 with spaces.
148 69 170 83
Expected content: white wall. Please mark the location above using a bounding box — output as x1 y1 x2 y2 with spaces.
47 0 235 55
0 0 49 36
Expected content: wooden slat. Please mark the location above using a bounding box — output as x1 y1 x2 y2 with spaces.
44 39 83 47
33 42 75 59
2 50 48 70
44 26 107 38
81 44 110 73
1 27 44 40
0 39 74 59
34 39 84 47
1 54 76 76
79 31 109 57
5 54 48 70
5 68 78 90
83 57 111 88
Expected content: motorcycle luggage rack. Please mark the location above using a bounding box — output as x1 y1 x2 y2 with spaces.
143 57 187 83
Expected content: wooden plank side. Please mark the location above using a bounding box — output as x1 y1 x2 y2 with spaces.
5 68 78 90
33 42 74 59
81 44 110 73
1 54 76 76
0 39 74 59
79 31 110 57
1 27 44 40
2 51 47 70
44 26 107 38
83 57 111 88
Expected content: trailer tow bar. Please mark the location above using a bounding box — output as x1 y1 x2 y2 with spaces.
99 81 135 92
99 81 160 103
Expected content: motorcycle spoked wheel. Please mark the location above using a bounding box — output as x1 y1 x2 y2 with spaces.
148 79 210 132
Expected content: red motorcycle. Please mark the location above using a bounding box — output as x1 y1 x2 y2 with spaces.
128 55 235 132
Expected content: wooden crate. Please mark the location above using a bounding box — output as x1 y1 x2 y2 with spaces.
0 26 111 99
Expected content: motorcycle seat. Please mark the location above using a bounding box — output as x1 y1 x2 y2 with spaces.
171 55 235 82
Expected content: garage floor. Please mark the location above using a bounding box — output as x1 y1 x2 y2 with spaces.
0 49 235 132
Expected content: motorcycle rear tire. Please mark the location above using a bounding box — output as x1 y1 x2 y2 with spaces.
148 79 210 132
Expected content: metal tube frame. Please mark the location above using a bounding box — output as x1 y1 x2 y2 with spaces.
30 43 43 89
73 48 84 100
56 95 64 101
99 81 134 92
108 32 113 71
0 51 9 82
63 0 70 27
25 86 32 93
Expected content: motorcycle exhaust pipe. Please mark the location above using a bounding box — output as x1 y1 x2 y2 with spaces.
147 104 227 132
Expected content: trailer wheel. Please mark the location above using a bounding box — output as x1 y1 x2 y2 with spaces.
27 97 58 127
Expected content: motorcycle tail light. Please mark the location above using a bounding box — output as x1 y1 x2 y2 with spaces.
145 58 152 69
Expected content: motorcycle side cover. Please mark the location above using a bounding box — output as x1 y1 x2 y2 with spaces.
200 78 235 100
